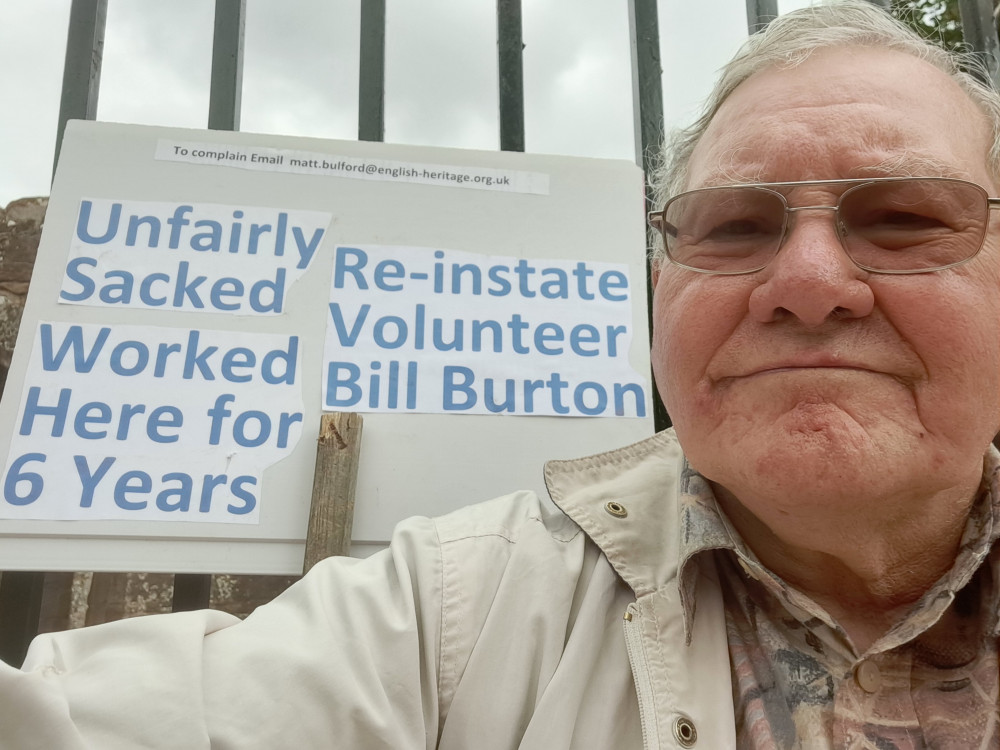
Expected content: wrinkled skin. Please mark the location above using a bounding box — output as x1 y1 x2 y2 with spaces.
651 46 1000 642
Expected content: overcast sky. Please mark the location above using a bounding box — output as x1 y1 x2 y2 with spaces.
0 0 814 207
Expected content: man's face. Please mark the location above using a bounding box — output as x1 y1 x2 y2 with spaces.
651 46 1000 515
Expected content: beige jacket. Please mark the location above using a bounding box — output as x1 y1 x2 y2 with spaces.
0 430 736 749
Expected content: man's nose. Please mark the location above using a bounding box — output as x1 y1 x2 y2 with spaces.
747 210 875 326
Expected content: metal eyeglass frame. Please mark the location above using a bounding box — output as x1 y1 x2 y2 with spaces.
647 176 1000 275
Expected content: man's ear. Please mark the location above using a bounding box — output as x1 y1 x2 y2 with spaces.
650 258 663 288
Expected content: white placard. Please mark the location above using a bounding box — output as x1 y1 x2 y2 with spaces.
0 121 653 574
323 245 647 417
61 198 330 315
1 322 303 523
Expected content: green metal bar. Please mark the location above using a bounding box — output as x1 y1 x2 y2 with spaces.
629 0 669 431
53 0 108 179
745 0 778 34
191 0 245 610
0 572 45 668
958 0 1000 88
208 0 245 131
189 2 241 608
21 0 108 661
497 0 525 152
629 0 664 171
359 0 387 142
172 573 213 612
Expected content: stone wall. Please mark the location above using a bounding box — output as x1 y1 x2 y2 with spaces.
0 197 47 394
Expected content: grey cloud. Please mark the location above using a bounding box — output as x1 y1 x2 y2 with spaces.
1 0 758 205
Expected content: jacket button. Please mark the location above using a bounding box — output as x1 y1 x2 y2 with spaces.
673 715 697 747
604 500 628 518
854 660 881 693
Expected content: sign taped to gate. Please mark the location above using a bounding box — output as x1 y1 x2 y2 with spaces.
0 121 653 574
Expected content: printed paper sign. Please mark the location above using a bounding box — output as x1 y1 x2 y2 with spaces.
0 122 653 572
155 139 550 195
322 245 649 417
59 198 331 315
0 322 304 523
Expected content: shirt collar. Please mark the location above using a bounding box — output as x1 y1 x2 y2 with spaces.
677 446 1000 646
675 459 741 640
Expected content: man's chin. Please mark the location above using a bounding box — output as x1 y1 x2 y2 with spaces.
682 412 921 501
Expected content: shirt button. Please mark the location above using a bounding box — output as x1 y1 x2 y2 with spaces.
854 660 881 693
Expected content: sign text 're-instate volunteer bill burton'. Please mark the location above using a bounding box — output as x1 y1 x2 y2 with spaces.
323 245 648 418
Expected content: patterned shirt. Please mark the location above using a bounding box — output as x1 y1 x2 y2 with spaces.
677 452 1000 749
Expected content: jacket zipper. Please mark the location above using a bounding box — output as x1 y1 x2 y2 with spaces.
623 602 657 750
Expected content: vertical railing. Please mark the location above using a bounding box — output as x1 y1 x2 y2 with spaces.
171 0 248 614
746 0 778 34
497 0 525 153
959 0 1000 87
358 0 387 142
207 0 245 131
744 0 1000 85
53 0 108 177
0 573 43 666
0 0 109 668
629 0 669 431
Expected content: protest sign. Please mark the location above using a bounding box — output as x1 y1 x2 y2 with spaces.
0 121 653 574
323 245 645 417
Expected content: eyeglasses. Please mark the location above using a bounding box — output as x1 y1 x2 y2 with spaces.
648 177 1000 275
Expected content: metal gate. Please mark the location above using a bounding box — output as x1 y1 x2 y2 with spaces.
1 0 998 667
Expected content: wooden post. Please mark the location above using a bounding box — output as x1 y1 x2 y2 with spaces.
303 413 364 574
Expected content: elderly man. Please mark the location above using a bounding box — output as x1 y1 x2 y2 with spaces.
2 1 998 748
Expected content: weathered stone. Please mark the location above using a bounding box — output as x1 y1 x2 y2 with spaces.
4 197 47 229
0 197 47 397
211 574 300 619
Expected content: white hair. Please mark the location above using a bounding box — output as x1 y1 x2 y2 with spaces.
649 0 1000 263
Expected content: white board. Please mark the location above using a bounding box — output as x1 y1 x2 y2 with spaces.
0 121 654 574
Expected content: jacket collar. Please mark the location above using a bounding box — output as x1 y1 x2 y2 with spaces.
545 432 1000 645
543 429 686 598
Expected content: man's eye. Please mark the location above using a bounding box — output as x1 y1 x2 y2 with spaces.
868 210 949 230
853 210 954 251
711 219 761 237
698 217 780 245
